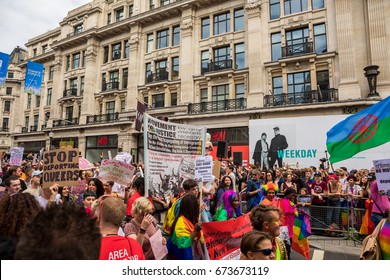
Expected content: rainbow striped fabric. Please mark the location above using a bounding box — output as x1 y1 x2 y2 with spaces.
378 221 390 260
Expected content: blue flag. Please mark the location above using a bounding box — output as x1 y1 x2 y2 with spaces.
24 61 44 94
0 52 10 88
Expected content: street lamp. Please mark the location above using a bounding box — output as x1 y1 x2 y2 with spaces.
364 65 380 97
48 131 54 150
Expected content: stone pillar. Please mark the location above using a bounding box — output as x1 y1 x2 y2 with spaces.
127 23 141 110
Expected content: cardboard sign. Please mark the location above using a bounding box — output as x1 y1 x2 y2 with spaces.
10 147 24 166
373 159 390 194
195 156 213 182
212 160 221 180
99 159 135 186
42 148 79 189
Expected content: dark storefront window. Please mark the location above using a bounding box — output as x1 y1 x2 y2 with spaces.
86 135 118 163
207 127 249 145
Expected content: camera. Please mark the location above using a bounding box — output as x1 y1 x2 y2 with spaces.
319 158 327 163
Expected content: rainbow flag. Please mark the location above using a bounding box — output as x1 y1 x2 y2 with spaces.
326 96 390 163
292 213 311 260
378 222 390 260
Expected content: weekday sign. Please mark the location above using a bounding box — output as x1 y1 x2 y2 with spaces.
99 159 135 186
42 148 79 188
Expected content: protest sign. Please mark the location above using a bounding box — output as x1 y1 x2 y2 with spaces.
99 159 135 186
202 214 252 260
212 160 221 179
42 148 79 189
195 156 213 182
71 179 87 196
373 159 390 195
115 152 132 164
10 147 24 166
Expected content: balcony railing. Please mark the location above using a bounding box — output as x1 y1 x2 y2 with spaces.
188 98 247 115
30 125 38 132
63 88 78 98
102 81 119 92
41 124 47 130
86 113 119 124
202 59 233 75
53 118 79 127
146 70 169 83
21 127 28 133
282 42 313 57
263 88 339 107
0 127 9 132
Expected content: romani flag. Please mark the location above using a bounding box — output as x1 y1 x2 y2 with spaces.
291 213 311 260
326 96 390 163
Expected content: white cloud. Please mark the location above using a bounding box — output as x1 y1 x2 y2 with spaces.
0 0 91 54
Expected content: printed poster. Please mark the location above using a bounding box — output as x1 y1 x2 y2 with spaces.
10 147 24 166
0 52 10 88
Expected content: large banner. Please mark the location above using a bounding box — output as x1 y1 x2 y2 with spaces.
202 214 252 260
0 52 10 88
10 147 24 166
42 148 79 188
144 114 206 198
99 159 136 186
250 115 390 170
24 61 44 94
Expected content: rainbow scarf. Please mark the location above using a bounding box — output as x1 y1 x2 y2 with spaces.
378 221 390 260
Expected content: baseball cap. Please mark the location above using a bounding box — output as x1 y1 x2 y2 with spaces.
32 170 43 177
314 172 322 177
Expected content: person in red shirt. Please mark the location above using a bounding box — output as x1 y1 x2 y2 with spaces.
125 177 145 217
310 172 328 231
98 196 145 260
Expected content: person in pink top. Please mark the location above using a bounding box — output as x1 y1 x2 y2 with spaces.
280 188 297 260
370 181 390 227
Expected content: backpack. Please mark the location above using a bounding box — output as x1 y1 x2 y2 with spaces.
359 219 386 260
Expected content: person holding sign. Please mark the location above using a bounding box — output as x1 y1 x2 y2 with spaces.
214 190 241 221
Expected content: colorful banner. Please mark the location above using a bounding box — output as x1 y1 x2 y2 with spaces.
202 214 252 260
42 148 79 188
24 61 44 94
373 158 390 195
144 114 206 197
135 100 146 132
10 147 24 166
0 52 10 88
99 159 135 186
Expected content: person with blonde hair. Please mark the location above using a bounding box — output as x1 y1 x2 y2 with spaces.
124 197 166 259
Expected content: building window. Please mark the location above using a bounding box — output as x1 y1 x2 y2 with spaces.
234 8 244 31
36 95 41 108
103 46 109 63
234 43 245 69
150 0 155 9
47 88 52 105
33 115 39 127
72 52 80 69
116 8 124 22
7 72 14 78
157 29 169 49
70 78 78 90
172 26 180 46
27 94 32 109
25 116 29 128
109 71 119 84
112 43 121 60
201 17 210 39
284 0 308 15
201 50 209 74
285 27 309 55
66 55 70 71
65 106 73 121
156 60 167 78
3 101 11 112
33 48 37 56
271 32 282 61
106 101 115 114
81 50 86 67
124 40 130 58
272 76 283 95
42 45 48 54
161 0 170 6
212 85 229 102
235 84 245 99
171 57 179 80
171 92 177 106
122 68 128 89
6 87 12 95
121 100 126 112
214 12 230 35
314 23 327 54
213 46 230 70
145 62 152 82
312 0 324 9
129 5 133 17
147 34 154 53
201 89 208 103
74 24 83 34
107 13 112 25
49 66 54 80
270 0 280 19
42 68 45 82
152 94 164 108
287 71 311 94
80 76 85 95
2 118 9 129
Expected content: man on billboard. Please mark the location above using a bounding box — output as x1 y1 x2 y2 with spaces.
269 127 288 168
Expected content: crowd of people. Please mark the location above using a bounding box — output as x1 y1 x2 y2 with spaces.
0 157 389 260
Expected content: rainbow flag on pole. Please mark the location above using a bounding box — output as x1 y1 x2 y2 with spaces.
326 96 390 163
292 213 311 260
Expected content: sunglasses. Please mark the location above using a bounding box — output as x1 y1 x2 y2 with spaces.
252 248 275 256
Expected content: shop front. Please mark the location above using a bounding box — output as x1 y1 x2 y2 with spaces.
85 135 118 164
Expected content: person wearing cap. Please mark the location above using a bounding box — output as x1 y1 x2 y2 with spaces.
327 173 342 225
23 170 42 198
269 127 288 169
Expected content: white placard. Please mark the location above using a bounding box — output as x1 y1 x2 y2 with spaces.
99 159 135 186
373 158 390 193
195 156 213 182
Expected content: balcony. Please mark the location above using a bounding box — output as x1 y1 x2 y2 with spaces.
30 125 38 132
146 70 169 84
202 59 233 75
63 88 78 98
53 118 79 127
102 81 119 92
188 98 247 115
263 88 339 107
21 127 28 133
86 113 119 124
282 42 313 58
0 127 9 132
41 124 47 131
